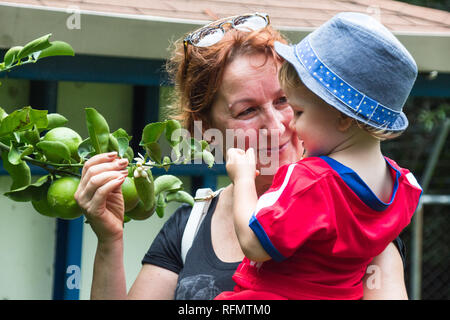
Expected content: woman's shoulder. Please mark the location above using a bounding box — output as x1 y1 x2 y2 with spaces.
141 203 193 272
165 203 193 236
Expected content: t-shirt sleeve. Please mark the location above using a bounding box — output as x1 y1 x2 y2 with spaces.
141 204 191 274
249 163 332 261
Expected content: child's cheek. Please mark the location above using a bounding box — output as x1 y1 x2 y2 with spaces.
293 119 303 138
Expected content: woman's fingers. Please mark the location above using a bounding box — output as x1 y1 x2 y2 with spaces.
81 152 118 178
79 156 128 191
85 170 128 199
76 170 128 209
87 174 127 215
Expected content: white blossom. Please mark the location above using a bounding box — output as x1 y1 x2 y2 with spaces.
133 152 154 178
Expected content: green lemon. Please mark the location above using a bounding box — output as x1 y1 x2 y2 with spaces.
134 169 155 212
43 127 82 161
153 175 182 195
32 197 57 218
125 200 155 221
122 177 140 213
47 176 83 220
165 190 194 206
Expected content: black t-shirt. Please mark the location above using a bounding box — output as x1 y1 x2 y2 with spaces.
142 193 407 300
142 194 240 300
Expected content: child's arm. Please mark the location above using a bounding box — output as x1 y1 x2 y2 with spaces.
226 148 271 262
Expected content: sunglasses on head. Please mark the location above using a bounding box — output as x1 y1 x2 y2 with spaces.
182 13 270 77
184 13 270 49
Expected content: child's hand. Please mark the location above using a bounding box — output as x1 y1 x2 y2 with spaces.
226 148 260 184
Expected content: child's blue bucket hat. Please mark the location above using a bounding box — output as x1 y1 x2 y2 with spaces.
275 12 418 132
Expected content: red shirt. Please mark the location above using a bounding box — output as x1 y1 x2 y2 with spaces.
227 156 422 300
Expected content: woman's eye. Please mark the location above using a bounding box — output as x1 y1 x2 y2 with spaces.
238 107 257 117
294 111 303 117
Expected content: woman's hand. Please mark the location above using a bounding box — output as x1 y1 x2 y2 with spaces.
226 148 259 183
74 152 129 244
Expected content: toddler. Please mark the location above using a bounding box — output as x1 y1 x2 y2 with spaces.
215 12 423 300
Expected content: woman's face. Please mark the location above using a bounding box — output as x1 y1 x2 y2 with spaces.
209 53 303 173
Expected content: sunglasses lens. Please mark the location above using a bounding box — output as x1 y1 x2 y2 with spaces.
233 15 267 32
191 27 225 47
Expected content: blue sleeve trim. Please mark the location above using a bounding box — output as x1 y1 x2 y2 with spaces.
249 214 286 262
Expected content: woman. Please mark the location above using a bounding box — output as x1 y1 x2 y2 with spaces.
74 13 408 300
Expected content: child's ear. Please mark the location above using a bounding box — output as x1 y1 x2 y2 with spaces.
337 113 354 132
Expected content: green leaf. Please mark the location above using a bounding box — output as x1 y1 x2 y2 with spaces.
0 107 47 137
140 122 166 146
0 107 33 137
23 125 40 145
4 174 51 202
85 108 110 154
36 140 71 163
170 142 183 163
162 156 171 172
3 46 23 67
156 206 164 218
0 134 13 147
164 119 182 147
0 107 7 121
117 137 129 158
8 142 33 165
77 138 95 160
134 169 155 212
124 146 134 163
20 145 34 159
155 193 166 218
436 109 446 121
1 150 31 190
202 150 215 168
111 128 132 142
17 34 52 61
123 215 131 224
145 142 162 164
7 142 22 165
33 41 74 60
108 134 119 153
200 140 210 151
177 138 191 162
12 132 21 143
29 108 48 129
